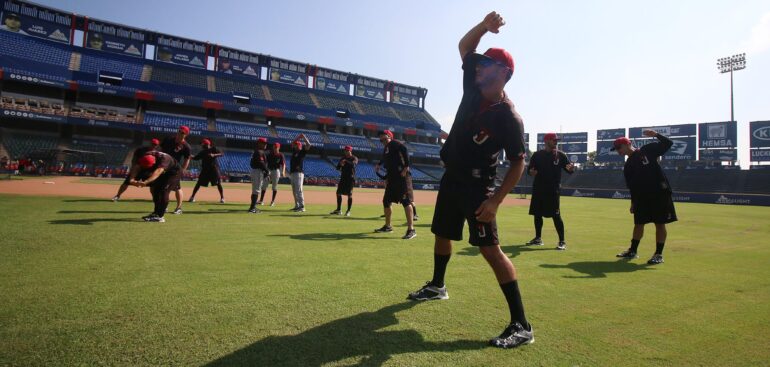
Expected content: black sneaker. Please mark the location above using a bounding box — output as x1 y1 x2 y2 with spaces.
616 249 638 259
489 322 534 349
402 228 416 240
374 225 393 233
556 241 567 250
647 254 664 265
407 281 448 301
142 213 158 221
248 207 260 214
525 237 543 246
330 209 342 215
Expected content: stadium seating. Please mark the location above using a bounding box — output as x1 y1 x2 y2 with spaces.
1 95 67 116
301 156 338 177
326 133 373 149
219 150 253 174
65 139 130 165
78 52 144 81
144 112 208 131
150 67 208 90
268 85 315 106
313 93 358 112
70 104 136 123
356 100 399 119
274 127 325 144
2 132 59 159
408 142 441 155
0 31 71 68
216 120 272 137
413 164 444 180
214 77 267 100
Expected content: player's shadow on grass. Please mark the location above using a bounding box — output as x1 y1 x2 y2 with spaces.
204 302 483 367
48 218 139 225
58 210 149 214
267 232 375 241
540 261 653 278
457 243 555 258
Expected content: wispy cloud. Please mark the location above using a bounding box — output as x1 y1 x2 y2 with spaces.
741 12 770 55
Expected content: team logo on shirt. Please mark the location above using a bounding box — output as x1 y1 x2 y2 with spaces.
477 223 487 238
641 156 650 165
473 128 491 145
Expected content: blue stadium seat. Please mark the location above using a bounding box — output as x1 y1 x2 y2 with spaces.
274 127 324 144
79 52 144 81
216 120 271 137
326 133 372 149
144 112 208 131
0 31 71 67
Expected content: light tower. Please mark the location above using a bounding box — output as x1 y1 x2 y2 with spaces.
717 53 746 122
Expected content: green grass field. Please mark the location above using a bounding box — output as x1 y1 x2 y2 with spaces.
1 192 768 366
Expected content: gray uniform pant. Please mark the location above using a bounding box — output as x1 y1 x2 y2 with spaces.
251 169 265 195
261 169 280 191
290 172 304 208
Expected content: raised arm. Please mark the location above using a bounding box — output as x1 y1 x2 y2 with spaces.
459 11 506 59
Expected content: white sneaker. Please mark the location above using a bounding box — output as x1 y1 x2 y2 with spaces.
112 196 119 202
172 208 182 215
220 198 225 204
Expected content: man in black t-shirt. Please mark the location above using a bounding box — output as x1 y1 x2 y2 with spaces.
374 130 416 239
612 129 676 265
261 142 286 207
189 138 224 204
526 133 575 250
112 138 159 201
128 151 181 222
248 138 269 213
405 11 534 350
289 134 311 212
160 125 192 214
331 145 358 216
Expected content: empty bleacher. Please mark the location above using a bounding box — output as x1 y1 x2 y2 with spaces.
326 133 372 149
66 138 130 165
268 85 315 107
69 103 136 123
143 112 208 131
356 100 399 119
2 132 59 159
219 150 253 174
313 93 358 112
216 120 272 137
150 67 208 90
214 77 267 100
275 127 324 144
414 164 444 180
0 31 71 68
409 142 441 155
78 53 144 81
1 94 67 116
302 156 339 177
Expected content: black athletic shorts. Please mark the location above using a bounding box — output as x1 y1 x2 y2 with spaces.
632 192 677 225
529 189 560 217
336 177 355 196
197 167 221 187
383 174 413 206
431 174 499 247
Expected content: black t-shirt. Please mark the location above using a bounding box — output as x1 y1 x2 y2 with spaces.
142 151 179 176
337 155 358 180
440 52 526 184
529 149 572 193
380 140 410 177
192 147 221 170
290 149 307 173
160 137 191 167
623 134 673 197
267 151 285 170
250 149 268 172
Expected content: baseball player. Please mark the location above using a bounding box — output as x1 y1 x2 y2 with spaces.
374 130 416 240
289 134 311 212
248 138 269 213
260 142 286 207
112 138 159 201
188 138 224 203
128 151 181 222
160 126 192 214
612 129 677 265
526 133 575 250
330 145 358 216
406 11 534 349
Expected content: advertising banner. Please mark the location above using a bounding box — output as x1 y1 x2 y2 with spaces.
749 121 770 148
155 34 206 69
698 121 736 149
629 124 696 138
314 67 349 95
1 0 72 43
597 128 625 141
217 47 260 77
85 19 145 58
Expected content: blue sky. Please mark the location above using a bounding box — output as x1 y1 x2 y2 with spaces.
36 0 770 164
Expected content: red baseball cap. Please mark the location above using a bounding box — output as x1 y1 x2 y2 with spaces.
543 133 560 142
381 130 394 139
257 137 267 144
483 47 515 73
344 145 353 151
138 154 156 169
611 137 632 151
178 125 190 134
273 142 281 149
150 138 160 146
293 141 302 149
201 138 212 146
